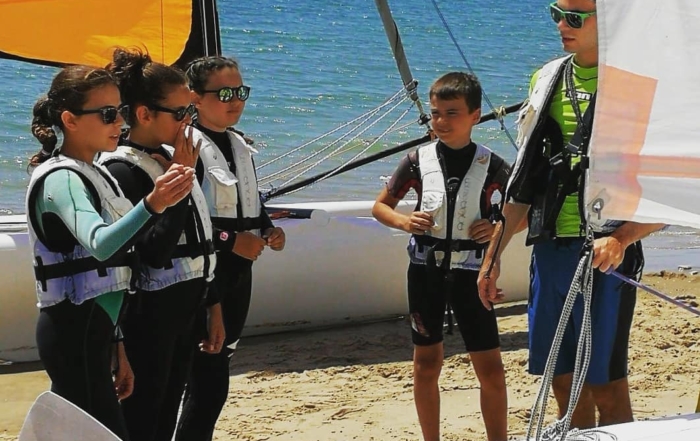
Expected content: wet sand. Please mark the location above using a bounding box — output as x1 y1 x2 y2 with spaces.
2 272 700 440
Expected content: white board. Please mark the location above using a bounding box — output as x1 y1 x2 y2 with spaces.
18 391 122 441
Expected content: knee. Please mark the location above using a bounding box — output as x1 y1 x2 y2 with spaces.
413 353 442 381
475 360 506 389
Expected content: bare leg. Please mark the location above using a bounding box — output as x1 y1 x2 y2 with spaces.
413 343 444 441
470 348 508 441
591 377 633 426
552 373 596 429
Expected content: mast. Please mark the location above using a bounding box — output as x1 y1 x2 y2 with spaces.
373 0 430 126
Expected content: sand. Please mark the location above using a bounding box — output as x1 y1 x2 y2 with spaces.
2 271 700 441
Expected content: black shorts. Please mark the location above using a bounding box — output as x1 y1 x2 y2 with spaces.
407 263 500 352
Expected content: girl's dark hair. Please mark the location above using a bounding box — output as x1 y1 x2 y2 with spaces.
429 72 482 114
107 48 188 125
30 66 117 166
185 56 240 94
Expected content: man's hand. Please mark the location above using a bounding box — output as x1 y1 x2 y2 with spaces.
477 259 504 311
592 236 625 273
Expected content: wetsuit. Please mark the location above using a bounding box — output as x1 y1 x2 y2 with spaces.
32 167 157 440
103 142 218 441
386 141 510 350
175 124 273 441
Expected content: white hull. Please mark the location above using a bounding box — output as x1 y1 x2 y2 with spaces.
525 413 700 440
0 200 531 362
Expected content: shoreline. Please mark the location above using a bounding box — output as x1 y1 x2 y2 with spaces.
2 271 700 440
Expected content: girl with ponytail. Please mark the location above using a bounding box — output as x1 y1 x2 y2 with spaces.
26 65 194 440
96 48 225 441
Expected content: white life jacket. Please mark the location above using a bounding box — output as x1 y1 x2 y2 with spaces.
26 155 135 308
408 142 492 271
193 127 263 236
97 146 216 291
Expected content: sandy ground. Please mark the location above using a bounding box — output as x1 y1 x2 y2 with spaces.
2 271 700 441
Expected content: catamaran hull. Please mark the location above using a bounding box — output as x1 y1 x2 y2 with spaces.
0 201 531 362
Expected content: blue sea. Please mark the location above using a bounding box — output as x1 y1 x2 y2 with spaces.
0 0 698 269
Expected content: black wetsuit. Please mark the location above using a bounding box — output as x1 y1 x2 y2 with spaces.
175 124 273 441
386 142 511 350
104 142 216 441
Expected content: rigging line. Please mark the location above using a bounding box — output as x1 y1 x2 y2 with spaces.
609 270 700 317
262 104 413 195
274 96 410 188
321 103 415 183
277 104 415 198
307 102 416 166
256 87 407 170
258 103 390 184
527 238 597 440
428 0 519 151
276 96 411 188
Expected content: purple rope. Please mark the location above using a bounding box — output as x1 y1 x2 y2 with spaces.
610 270 700 317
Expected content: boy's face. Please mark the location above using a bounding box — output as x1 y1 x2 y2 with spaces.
429 96 481 149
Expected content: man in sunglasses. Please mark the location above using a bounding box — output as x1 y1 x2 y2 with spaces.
477 0 664 430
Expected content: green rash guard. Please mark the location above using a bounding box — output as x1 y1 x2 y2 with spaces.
530 61 598 237
34 168 154 323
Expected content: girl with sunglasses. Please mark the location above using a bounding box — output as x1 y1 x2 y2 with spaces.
26 65 193 440
174 56 285 441
96 48 226 441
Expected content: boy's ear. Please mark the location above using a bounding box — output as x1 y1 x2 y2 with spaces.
471 107 482 124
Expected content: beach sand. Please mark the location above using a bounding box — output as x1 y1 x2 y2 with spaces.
1 271 700 441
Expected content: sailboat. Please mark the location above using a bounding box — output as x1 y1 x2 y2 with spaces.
4 0 697 439
0 0 532 364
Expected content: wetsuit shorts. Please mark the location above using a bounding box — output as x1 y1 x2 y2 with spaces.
407 262 500 352
528 238 641 385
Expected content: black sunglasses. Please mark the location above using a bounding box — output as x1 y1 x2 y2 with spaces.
70 104 129 124
148 103 196 121
201 86 251 103
549 2 596 29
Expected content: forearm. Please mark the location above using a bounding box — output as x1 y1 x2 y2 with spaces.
493 202 530 261
44 171 153 261
610 221 665 249
372 201 408 231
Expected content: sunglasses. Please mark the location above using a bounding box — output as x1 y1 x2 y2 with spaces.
202 86 251 103
549 2 596 29
71 104 129 124
148 103 196 122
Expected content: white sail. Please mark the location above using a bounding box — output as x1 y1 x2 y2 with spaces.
586 0 700 228
18 392 122 441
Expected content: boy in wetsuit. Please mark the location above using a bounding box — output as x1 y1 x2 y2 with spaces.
372 72 510 441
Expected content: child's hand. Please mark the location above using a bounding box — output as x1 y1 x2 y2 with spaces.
200 303 225 354
469 219 494 244
263 227 286 251
403 211 434 235
232 232 266 260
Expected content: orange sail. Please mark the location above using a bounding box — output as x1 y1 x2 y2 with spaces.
0 0 220 68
